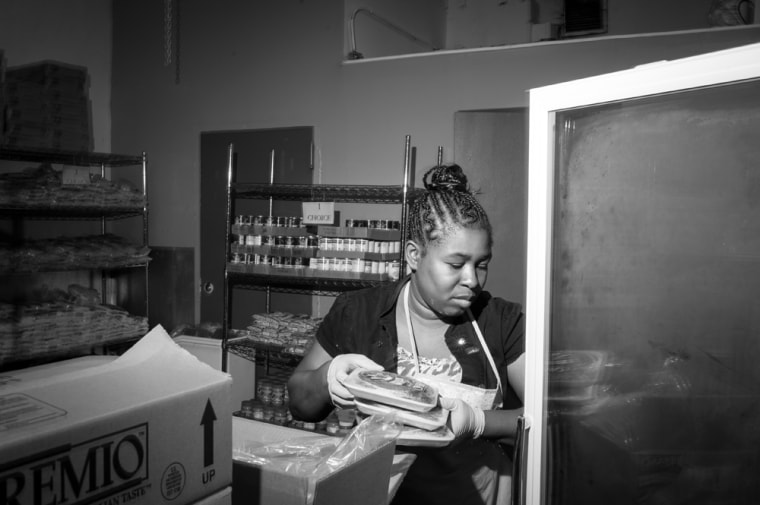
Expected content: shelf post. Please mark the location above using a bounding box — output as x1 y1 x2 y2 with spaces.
222 143 235 373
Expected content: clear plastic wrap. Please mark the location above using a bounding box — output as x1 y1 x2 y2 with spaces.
233 413 402 502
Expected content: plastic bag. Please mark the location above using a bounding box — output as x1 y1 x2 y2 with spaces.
233 413 402 496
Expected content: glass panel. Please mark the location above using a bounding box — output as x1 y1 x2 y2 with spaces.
546 79 760 505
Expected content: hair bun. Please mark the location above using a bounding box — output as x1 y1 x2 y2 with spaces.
423 164 469 192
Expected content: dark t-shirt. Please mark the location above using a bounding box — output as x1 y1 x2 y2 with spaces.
316 277 525 504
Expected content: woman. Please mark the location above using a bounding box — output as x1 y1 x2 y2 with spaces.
288 163 525 505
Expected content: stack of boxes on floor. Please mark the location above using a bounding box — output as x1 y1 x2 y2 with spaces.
1 59 92 151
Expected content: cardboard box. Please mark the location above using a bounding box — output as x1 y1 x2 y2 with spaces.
232 417 395 505
193 486 232 505
173 335 256 410
0 355 115 388
0 325 233 505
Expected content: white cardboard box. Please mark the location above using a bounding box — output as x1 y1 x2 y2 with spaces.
193 486 232 505
173 335 256 410
232 417 395 505
0 325 233 505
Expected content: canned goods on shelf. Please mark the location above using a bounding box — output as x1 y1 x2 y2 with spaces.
262 407 275 422
389 260 400 280
293 257 307 269
252 404 264 420
241 400 254 418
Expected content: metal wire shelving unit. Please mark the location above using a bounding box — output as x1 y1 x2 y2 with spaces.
221 135 416 372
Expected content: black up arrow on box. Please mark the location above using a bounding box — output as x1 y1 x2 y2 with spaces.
201 399 217 467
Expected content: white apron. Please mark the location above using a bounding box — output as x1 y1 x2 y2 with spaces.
400 282 512 505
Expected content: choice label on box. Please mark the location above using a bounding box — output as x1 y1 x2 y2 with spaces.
302 202 334 225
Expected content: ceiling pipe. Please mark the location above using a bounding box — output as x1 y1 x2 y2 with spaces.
348 8 439 60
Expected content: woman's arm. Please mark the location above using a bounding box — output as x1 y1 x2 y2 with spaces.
287 341 385 422
287 341 334 422
483 353 526 440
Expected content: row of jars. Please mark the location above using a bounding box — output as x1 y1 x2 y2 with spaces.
230 253 401 279
235 215 305 227
344 218 401 230
235 234 399 255
234 215 402 231
236 233 317 248
319 237 400 254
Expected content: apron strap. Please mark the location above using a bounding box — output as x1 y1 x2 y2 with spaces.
402 282 503 399
402 282 422 373
466 307 504 399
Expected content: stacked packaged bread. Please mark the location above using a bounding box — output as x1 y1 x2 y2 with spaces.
0 233 151 273
345 369 454 446
242 311 321 356
0 163 145 209
0 284 148 366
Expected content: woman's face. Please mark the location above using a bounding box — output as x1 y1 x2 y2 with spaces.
409 226 491 319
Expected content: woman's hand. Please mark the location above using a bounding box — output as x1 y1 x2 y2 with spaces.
440 397 485 439
326 354 383 407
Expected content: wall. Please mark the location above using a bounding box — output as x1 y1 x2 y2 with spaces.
110 0 760 323
0 0 112 151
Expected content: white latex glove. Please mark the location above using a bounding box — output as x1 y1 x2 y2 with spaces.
326 354 383 407
440 397 486 439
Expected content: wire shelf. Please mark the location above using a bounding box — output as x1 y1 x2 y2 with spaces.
232 182 422 203
0 204 145 219
228 270 389 295
0 146 144 167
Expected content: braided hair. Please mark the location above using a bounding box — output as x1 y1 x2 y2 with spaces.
406 164 492 253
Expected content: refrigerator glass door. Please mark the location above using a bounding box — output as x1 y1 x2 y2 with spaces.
524 42 760 505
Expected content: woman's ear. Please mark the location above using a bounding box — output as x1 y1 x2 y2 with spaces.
405 240 422 271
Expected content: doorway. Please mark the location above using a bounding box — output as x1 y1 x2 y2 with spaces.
199 127 314 327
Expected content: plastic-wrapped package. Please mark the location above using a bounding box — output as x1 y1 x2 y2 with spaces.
233 413 402 492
